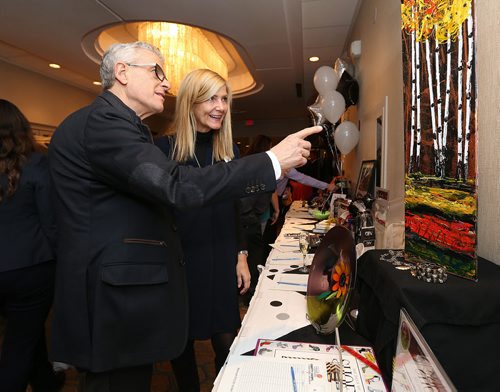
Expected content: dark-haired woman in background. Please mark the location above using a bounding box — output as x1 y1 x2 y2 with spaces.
0 99 64 391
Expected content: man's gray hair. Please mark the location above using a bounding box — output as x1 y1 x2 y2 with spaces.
99 41 164 90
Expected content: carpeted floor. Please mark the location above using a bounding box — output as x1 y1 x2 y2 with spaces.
1 302 248 392
55 339 217 392
56 303 252 392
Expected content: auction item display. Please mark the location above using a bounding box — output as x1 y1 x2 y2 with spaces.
306 226 356 335
401 0 478 280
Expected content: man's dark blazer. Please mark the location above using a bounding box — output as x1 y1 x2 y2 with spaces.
48 91 275 372
0 151 56 273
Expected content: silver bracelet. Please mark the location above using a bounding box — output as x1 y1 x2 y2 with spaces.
380 250 413 270
410 262 448 283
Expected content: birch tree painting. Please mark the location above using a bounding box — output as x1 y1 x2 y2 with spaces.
401 0 477 280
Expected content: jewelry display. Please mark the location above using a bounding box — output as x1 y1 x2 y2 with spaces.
410 262 448 283
379 250 447 283
379 250 413 270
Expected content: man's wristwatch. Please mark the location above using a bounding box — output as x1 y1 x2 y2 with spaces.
238 250 249 256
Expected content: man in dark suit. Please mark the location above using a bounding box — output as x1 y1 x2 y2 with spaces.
48 41 320 392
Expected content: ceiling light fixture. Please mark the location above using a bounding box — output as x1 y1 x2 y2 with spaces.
138 22 228 95
49 63 61 69
88 21 261 97
93 81 102 86
308 56 320 62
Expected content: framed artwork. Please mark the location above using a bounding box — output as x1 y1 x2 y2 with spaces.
401 0 477 280
354 160 376 200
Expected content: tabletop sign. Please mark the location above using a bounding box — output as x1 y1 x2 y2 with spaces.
360 226 375 248
255 339 387 391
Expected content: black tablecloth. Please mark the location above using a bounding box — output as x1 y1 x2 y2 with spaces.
355 249 500 391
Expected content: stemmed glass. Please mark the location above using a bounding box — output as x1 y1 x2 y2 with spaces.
298 232 310 273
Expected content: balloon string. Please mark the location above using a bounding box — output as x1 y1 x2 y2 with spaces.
320 190 334 212
335 148 342 175
324 125 342 175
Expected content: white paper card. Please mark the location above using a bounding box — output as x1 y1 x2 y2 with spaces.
216 356 330 392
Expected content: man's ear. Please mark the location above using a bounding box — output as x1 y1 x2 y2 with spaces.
114 62 128 85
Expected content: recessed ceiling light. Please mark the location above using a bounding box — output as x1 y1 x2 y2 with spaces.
309 56 320 62
93 81 102 86
49 63 61 69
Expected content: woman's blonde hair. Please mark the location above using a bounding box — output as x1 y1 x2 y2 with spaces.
170 69 234 162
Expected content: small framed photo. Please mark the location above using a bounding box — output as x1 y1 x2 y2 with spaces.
392 309 456 391
354 160 376 200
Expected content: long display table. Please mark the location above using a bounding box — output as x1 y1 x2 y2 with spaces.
214 202 385 391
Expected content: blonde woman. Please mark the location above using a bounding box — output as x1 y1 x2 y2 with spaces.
155 69 250 391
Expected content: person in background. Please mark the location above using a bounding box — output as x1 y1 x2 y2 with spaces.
273 168 336 236
310 188 327 207
0 99 65 392
277 167 336 201
239 134 279 306
261 191 279 234
155 69 251 391
48 41 320 392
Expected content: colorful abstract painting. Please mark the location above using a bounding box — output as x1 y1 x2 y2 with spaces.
401 0 477 280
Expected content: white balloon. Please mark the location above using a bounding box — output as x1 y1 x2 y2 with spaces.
318 94 325 107
320 90 345 124
313 66 339 96
334 121 359 155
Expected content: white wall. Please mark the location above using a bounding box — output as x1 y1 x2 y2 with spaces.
476 0 500 263
347 0 500 263
345 0 405 226
0 60 96 127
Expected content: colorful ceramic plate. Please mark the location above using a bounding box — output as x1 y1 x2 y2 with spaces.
306 225 356 335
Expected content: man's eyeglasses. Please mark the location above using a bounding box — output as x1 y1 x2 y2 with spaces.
126 63 167 82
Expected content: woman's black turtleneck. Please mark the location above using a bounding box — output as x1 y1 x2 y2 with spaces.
193 131 214 167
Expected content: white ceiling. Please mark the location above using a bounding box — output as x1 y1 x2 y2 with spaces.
0 0 360 133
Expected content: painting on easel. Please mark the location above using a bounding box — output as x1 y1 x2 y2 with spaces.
401 0 477 280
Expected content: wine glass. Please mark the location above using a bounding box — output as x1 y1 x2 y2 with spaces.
298 232 310 273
